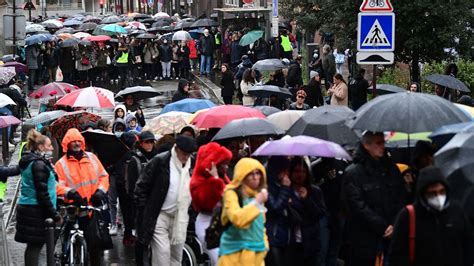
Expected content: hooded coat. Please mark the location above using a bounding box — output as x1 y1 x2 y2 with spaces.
190 142 232 213
172 79 189 102
114 104 127 121
342 143 406 260
112 118 126 134
388 166 473 266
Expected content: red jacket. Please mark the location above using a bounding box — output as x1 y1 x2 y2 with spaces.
188 39 198 59
190 142 232 213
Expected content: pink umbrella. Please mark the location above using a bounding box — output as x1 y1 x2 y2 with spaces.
31 82 79 99
0 115 22 128
128 21 147 30
191 105 265 128
85 35 112 42
55 86 115 108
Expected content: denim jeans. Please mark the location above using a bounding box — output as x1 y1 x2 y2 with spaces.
200 55 212 75
319 215 345 266
161 61 171 78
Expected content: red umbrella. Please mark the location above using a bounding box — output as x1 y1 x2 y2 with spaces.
31 82 79 99
0 115 21 128
55 86 115 108
1 62 28 74
85 35 112 42
191 105 265 128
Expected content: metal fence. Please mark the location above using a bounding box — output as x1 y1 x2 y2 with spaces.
0 203 10 266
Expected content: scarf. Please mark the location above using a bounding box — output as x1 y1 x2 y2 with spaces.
170 147 192 245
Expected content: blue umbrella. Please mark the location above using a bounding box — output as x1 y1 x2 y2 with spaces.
25 33 53 45
429 121 474 147
102 24 127 34
63 19 83 27
160 98 215 114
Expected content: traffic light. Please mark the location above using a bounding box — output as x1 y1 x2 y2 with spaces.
100 0 104 9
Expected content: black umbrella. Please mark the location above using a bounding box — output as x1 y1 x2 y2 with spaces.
191 18 218 28
346 92 471 133
212 118 285 141
425 74 470 92
101 15 123 24
175 20 194 30
61 38 80 47
81 130 129 167
129 29 146 36
1 54 19 62
79 39 92 46
152 20 171 27
159 32 173 41
434 133 474 183
131 13 151 20
115 86 161 101
78 22 97 32
428 122 474 148
368 84 406 94
248 85 292 99
56 27 75 34
252 59 288 71
253 106 281 116
136 33 156 39
288 105 358 146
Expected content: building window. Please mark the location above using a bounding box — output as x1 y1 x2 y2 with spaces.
224 0 239 7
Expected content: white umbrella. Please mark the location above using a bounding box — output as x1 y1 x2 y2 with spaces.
42 19 63 28
25 24 45 33
267 110 306 131
0 93 17 108
0 67 16 86
153 12 170 18
55 86 115 108
172 30 191 41
72 32 91 39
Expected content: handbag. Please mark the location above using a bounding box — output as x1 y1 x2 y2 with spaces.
80 55 90 66
55 67 63 82
85 211 114 251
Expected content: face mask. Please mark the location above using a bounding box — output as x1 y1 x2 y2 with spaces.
426 194 446 211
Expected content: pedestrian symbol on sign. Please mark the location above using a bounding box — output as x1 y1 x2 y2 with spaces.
363 20 389 46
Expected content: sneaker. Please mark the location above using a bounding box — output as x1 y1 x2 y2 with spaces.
110 225 118 236
159 77 163 80
123 235 136 246
175 77 179 80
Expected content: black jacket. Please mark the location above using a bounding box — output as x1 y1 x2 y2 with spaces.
286 61 303 88
220 71 235 97
305 79 324 108
388 168 473 266
199 35 215 56
126 147 158 194
134 151 195 245
349 74 370 110
343 144 406 259
0 165 20 183
15 152 60 244
159 44 173 62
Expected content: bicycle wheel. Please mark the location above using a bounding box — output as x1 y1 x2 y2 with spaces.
182 243 198 266
71 236 88 266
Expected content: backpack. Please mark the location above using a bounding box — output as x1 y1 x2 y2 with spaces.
205 188 242 249
124 155 149 194
407 205 416 265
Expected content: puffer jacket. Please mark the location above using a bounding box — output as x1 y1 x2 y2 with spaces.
343 144 406 259
15 152 60 244
190 142 232 213
159 43 172 62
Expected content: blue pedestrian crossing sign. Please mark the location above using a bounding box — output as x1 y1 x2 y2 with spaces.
357 12 395 51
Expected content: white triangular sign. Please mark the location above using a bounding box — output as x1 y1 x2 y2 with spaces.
363 19 389 46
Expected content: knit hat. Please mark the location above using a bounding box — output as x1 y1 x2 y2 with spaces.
175 135 198 153
310 71 319 79
120 132 138 149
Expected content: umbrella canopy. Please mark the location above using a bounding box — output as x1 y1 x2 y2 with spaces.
115 86 160 101
288 106 358 146
152 20 171 27
128 21 147 30
136 33 156 39
191 105 266 128
0 115 21 128
253 135 352 160
25 24 45 33
434 133 474 183
153 12 170 18
55 86 115 108
149 111 191 135
191 18 218 28
454 103 474 119
172 30 192 41
73 32 91 39
60 38 80 47
81 130 129 167
267 110 305 131
101 15 123 24
63 19 83 27
78 22 98 32
0 67 16 86
42 19 63 29
175 20 195 30
48 111 101 138
2 62 27 74
160 98 215 114
79 39 92 46
24 110 67 125
130 13 151 20
32 82 78 99
102 24 127 34
239 30 264 46
56 33 73 40
425 74 470 92
0 54 19 62
83 16 102 23
55 27 75 34
248 85 292 99
159 32 174 41
253 106 281 116
429 122 474 147
85 35 111 42
346 92 471 133
368 84 406 94
252 59 288 71
212 118 284 141
25 33 53 45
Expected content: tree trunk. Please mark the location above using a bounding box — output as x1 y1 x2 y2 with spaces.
411 53 420 83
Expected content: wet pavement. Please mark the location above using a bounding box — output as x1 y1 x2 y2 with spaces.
2 79 179 265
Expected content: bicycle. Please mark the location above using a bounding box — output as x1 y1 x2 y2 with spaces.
55 204 108 266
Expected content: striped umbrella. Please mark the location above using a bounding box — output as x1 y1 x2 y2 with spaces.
55 86 115 108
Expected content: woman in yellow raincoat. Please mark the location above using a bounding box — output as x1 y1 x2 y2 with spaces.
218 158 269 266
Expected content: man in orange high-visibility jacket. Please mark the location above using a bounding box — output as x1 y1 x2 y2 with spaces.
55 128 109 207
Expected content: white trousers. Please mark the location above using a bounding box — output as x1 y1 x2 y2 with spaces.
161 61 171 78
195 213 219 266
151 212 185 266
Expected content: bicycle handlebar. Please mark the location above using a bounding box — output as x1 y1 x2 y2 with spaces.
63 204 107 212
